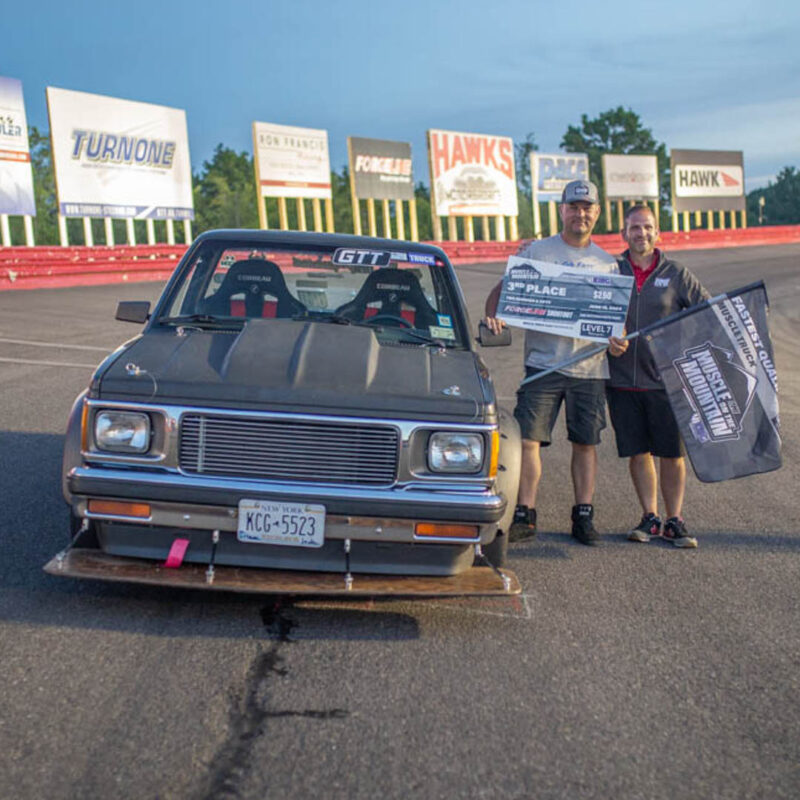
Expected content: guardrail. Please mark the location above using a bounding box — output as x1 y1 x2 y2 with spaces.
2 226 799 291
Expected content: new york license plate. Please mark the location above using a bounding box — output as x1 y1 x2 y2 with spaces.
237 499 325 548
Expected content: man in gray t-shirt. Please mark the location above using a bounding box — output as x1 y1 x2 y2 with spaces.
484 179 628 546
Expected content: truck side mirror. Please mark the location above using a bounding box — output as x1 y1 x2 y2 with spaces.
477 321 512 347
116 301 150 324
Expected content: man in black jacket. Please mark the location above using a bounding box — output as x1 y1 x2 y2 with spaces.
607 204 709 548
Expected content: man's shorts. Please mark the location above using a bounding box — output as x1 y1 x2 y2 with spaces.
606 387 685 458
514 367 607 447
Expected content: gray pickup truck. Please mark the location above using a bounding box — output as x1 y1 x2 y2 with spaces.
48 230 521 596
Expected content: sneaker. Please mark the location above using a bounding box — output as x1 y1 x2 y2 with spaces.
628 512 662 543
663 517 698 549
508 505 537 542
571 504 600 546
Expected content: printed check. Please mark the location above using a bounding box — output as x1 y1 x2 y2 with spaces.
497 256 634 342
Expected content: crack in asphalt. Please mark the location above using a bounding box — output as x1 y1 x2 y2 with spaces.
194 600 349 800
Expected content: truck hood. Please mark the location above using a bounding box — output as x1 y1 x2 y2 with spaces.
96 319 492 421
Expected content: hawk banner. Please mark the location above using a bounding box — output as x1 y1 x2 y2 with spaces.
644 281 780 482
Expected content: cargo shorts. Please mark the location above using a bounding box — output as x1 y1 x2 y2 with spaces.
514 367 607 447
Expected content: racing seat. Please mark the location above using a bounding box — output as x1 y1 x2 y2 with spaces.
202 259 306 319
334 267 439 329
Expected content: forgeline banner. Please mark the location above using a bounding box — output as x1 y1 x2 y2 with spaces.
348 137 413 201
46 87 194 220
253 122 332 200
602 154 659 201
670 148 745 212
427 129 517 216
0 76 35 216
530 153 588 203
645 282 780 482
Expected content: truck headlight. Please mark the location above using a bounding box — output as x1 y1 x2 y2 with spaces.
94 411 151 453
428 432 483 473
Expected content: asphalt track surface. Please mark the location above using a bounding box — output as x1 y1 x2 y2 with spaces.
1 243 798 800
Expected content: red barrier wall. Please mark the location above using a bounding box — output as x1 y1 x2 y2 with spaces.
2 226 799 291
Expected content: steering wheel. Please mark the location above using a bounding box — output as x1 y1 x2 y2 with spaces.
368 313 413 329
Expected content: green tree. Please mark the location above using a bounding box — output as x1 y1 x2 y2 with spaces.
193 145 258 233
747 166 800 225
24 127 58 245
561 107 669 226
514 132 538 239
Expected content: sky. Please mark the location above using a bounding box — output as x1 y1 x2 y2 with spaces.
4 0 799 192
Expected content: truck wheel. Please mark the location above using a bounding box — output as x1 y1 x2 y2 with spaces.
477 529 508 567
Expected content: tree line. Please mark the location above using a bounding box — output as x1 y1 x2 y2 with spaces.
8 108 799 246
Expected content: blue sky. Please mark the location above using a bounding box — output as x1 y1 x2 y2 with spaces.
5 0 798 191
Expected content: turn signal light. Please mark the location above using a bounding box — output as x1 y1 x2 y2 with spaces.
415 523 479 539
88 499 151 518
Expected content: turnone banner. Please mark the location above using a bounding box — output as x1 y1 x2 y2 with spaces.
427 129 517 216
530 153 589 203
644 281 780 482
46 87 194 220
348 137 413 200
253 122 332 199
670 149 745 212
0 76 35 216
602 154 659 200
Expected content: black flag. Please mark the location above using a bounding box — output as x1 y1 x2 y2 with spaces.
644 281 781 482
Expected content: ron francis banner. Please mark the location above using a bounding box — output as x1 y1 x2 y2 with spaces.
530 153 589 203
427 129 518 216
644 281 780 482
46 87 194 220
670 148 745 212
253 121 332 200
348 136 413 201
496 256 634 342
602 154 659 201
0 76 36 216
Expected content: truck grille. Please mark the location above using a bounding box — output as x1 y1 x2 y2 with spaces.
179 414 399 485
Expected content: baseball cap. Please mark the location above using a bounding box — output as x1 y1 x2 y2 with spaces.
561 179 599 204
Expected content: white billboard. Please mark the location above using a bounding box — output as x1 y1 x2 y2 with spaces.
0 77 35 216
428 129 518 216
602 154 659 200
673 164 744 198
530 153 589 203
46 87 194 219
253 122 332 199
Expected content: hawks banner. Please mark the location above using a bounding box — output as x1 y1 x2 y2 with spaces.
427 129 517 216
644 282 780 482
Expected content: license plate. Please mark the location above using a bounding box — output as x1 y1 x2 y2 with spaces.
237 499 325 548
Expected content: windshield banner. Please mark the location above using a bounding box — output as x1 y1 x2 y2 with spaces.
0 76 35 216
253 121 332 200
427 129 517 216
496 256 634 341
46 87 194 219
644 282 781 482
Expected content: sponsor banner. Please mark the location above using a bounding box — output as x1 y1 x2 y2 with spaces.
253 121 331 199
46 87 194 220
496 256 634 342
348 136 413 200
602 153 659 200
645 282 780 482
427 129 517 216
530 152 588 203
670 148 745 212
0 76 35 216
